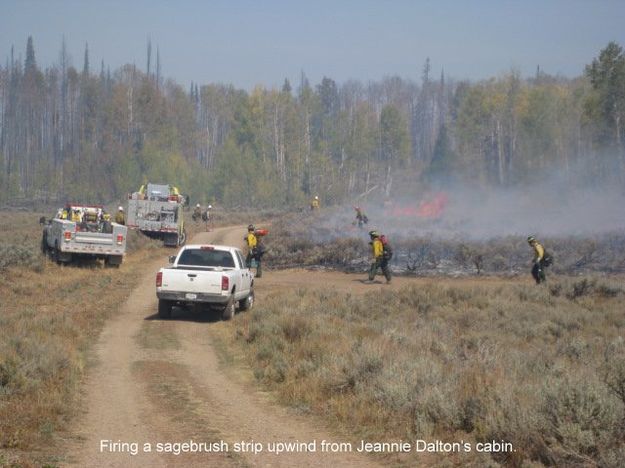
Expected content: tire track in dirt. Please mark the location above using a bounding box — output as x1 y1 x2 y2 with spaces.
65 226 383 467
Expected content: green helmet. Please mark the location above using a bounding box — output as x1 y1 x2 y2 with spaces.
527 235 535 243
369 230 379 238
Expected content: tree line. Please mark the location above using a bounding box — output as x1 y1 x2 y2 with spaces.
1 37 624 207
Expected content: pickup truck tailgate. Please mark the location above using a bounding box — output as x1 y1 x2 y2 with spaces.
160 268 224 295
74 231 113 244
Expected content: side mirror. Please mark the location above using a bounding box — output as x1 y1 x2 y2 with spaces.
168 255 176 264
38 216 47 225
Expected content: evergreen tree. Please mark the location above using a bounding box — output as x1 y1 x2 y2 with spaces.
82 43 89 76
156 46 161 88
24 36 36 74
585 41 625 172
426 124 456 184
146 38 152 77
317 76 339 117
282 78 291 94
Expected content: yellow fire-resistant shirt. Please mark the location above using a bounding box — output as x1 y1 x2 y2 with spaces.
372 238 384 259
532 242 545 262
246 233 257 249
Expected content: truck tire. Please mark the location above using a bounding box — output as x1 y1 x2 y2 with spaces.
104 255 123 268
163 233 178 247
53 241 72 264
178 228 187 246
41 233 48 255
238 289 254 312
53 241 61 264
158 299 172 319
222 295 235 321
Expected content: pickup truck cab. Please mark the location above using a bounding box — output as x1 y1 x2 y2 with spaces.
156 244 254 320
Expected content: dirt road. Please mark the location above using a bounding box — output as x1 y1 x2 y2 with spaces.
65 225 397 467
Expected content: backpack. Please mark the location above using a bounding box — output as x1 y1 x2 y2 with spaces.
253 242 266 258
380 235 393 260
543 252 553 267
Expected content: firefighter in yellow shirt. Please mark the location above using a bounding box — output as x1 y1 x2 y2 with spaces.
528 235 548 284
367 230 391 283
244 224 262 278
114 207 125 225
70 208 82 223
310 195 320 211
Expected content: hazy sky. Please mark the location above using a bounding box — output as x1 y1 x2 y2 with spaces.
2 0 625 90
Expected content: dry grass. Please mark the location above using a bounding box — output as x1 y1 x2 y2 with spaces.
218 277 625 467
0 208 279 466
3 209 624 467
0 211 164 467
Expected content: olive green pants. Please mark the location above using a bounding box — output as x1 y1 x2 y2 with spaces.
369 258 391 282
247 252 262 278
531 261 546 284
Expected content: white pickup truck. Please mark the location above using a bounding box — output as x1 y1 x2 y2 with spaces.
41 204 127 266
156 244 254 320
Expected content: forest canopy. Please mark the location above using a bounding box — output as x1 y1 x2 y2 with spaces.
1 38 624 207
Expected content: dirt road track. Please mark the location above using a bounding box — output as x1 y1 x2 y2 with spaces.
64 226 385 467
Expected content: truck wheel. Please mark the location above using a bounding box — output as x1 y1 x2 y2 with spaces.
104 256 122 268
178 229 187 246
222 295 235 320
41 234 48 255
238 289 254 311
53 241 62 264
158 299 172 319
163 234 177 247
53 242 72 264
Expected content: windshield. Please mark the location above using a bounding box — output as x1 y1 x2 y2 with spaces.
177 249 235 268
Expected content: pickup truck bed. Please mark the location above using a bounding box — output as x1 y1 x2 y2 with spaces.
42 216 127 266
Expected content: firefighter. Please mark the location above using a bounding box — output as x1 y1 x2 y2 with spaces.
100 210 112 233
528 235 547 284
367 230 391 283
310 195 320 211
202 204 213 231
114 206 125 225
193 203 202 222
244 224 263 278
71 208 82 223
354 206 368 228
